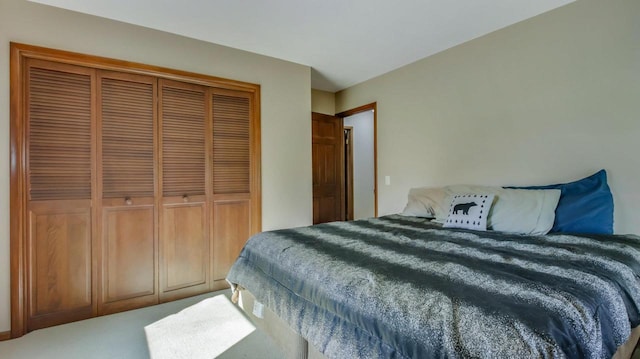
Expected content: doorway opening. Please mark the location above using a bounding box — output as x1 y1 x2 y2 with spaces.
311 103 377 224
344 126 354 220
337 103 377 220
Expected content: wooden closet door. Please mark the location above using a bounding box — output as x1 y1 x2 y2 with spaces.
158 80 210 301
24 59 97 331
97 71 158 315
210 89 255 289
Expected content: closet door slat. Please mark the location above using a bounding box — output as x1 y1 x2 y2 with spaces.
212 93 250 194
28 67 92 201
162 85 206 197
101 77 155 198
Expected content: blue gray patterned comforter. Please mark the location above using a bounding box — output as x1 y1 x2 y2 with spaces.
226 215 640 359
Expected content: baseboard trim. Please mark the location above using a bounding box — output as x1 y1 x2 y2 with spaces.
0 330 10 341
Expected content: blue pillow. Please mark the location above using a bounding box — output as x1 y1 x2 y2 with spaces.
508 170 613 234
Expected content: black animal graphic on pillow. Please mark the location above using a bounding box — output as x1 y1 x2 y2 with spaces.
453 202 477 215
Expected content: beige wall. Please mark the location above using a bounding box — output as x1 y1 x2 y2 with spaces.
0 0 312 332
311 89 335 115
337 0 640 235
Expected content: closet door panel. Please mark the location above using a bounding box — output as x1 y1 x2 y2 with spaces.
159 80 210 301
160 200 208 300
98 71 158 314
212 198 250 288
100 203 156 314
24 59 96 330
27 201 93 330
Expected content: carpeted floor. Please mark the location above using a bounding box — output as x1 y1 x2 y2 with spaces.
145 294 258 359
0 291 284 359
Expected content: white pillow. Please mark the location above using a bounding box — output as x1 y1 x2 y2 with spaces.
401 187 447 219
443 193 495 231
434 185 561 235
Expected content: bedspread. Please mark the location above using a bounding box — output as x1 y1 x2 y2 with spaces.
226 215 640 358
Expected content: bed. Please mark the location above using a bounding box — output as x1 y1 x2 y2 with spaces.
227 171 640 358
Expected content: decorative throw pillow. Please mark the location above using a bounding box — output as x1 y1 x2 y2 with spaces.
401 187 447 218
443 193 495 231
508 170 614 234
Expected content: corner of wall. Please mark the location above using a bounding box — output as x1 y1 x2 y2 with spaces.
311 89 336 115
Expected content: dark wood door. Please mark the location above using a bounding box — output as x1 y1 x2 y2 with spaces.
312 112 344 224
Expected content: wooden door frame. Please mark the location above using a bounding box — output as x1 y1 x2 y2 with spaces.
344 126 354 221
336 102 378 217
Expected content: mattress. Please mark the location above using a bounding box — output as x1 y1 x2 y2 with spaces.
237 290 639 359
228 215 640 358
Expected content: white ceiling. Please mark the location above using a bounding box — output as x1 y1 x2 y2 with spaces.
30 0 574 92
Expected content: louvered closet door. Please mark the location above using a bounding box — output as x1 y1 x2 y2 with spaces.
24 59 97 331
158 80 210 302
211 89 254 289
97 71 158 315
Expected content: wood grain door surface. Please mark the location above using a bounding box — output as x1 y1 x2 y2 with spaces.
211 89 254 288
25 59 97 331
97 71 158 315
312 112 344 224
158 79 210 302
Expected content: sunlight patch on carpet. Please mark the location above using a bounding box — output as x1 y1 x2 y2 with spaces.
145 295 255 359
